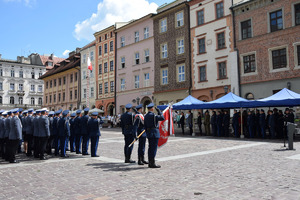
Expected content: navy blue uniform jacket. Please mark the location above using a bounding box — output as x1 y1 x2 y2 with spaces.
144 111 164 139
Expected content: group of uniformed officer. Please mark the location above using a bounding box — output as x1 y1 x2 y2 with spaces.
0 107 103 163
120 103 164 168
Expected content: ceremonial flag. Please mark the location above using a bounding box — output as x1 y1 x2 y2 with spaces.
87 57 92 71
158 106 174 147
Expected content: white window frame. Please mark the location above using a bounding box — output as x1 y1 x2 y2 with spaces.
177 65 185 82
19 70 23 78
104 82 108 94
161 68 168 85
161 43 168 59
83 88 87 98
120 79 125 91
135 31 139 43
177 39 184 54
90 51 94 61
135 52 140 65
240 51 258 76
121 57 125 69
10 83 15 91
30 84 35 92
176 11 184 27
160 18 167 33
18 84 23 91
145 49 150 62
144 73 150 87
134 75 139 89
293 42 300 69
121 36 125 47
144 27 149 39
268 45 289 73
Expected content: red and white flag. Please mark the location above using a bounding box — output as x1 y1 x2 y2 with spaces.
87 57 93 71
158 106 174 147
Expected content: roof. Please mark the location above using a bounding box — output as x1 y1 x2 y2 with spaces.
232 0 253 8
115 13 154 32
80 40 96 51
39 54 65 70
39 53 80 79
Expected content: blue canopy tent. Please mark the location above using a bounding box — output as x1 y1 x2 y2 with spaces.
201 92 251 109
157 95 205 110
247 88 300 107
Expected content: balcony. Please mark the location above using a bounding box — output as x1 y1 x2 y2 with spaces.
17 90 25 96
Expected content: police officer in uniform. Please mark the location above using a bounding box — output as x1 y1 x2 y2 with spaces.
22 110 28 154
232 110 240 138
53 110 61 156
74 110 82 154
88 112 103 157
4 111 12 161
37 109 50 160
133 104 148 165
80 108 90 155
8 108 22 163
144 103 164 168
46 111 54 155
33 110 41 158
0 110 5 158
69 113 76 152
58 110 70 157
120 104 136 163
25 109 34 156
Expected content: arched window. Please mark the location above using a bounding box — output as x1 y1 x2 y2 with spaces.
31 97 35 105
245 93 254 100
38 98 42 105
19 97 23 105
0 96 2 104
10 96 14 104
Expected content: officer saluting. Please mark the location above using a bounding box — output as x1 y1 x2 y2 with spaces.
144 103 164 168
120 104 136 163
87 112 104 157
133 104 148 165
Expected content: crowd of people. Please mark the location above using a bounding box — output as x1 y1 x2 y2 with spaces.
174 108 296 138
0 108 103 164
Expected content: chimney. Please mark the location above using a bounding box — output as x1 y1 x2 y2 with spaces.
51 53 54 60
69 51 75 57
0 54 2 59
76 48 81 54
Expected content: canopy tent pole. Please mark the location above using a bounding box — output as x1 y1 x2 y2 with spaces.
240 107 244 138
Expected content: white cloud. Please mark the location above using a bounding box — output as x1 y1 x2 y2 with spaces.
62 50 71 57
73 0 158 41
3 0 36 7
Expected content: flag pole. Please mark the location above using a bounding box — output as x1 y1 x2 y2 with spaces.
128 130 145 148
86 49 90 109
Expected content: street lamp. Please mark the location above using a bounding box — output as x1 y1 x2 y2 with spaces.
136 97 140 105
287 82 291 90
224 86 229 94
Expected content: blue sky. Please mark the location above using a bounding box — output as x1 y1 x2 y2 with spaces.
0 0 173 60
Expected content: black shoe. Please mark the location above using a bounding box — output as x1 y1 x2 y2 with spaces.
82 153 89 155
76 151 82 154
61 155 69 158
138 157 144 165
91 155 99 157
70 150 75 152
40 156 47 160
148 158 161 168
141 156 149 164
9 160 19 163
26 153 32 157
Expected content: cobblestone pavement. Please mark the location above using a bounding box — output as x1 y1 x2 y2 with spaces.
1 128 300 200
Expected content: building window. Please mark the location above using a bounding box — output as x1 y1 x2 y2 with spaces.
297 45 300 66
272 48 287 69
135 31 139 43
110 61 114 71
50 80 52 88
31 97 35 105
46 96 48 104
75 72 78 81
135 53 140 65
53 94 56 103
38 85 42 92
90 51 94 61
178 65 185 82
243 54 256 73
54 79 56 87
18 84 23 91
198 38 206 54
48 62 53 66
110 81 114 92
70 74 73 83
49 95 52 103
19 70 23 78
90 87 94 97
63 92 65 101
31 85 35 92
83 54 86 63
104 82 108 94
83 89 86 98
110 41 114 52
217 32 225 49
121 36 125 47
121 57 125 68
199 66 206 82
162 69 168 85
10 96 14 104
218 62 227 79
176 11 184 27
75 90 77 99
69 90 72 100
120 79 125 91
105 34 107 40
110 31 113 37
241 19 252 40
59 78 61 86
99 36 102 42
145 49 150 62
144 27 149 39
63 76 66 84
104 43 108 54
0 82 2 90
99 64 102 74
270 10 283 32
10 83 15 91
104 62 108 73
11 69 15 77
216 2 224 19
197 10 204 26
144 73 149 87
0 96 2 104
46 81 48 89
177 39 184 54
32 71 35 79
0 69 2 76
99 84 103 94
161 43 168 59
134 75 139 89
295 3 300 25
58 93 61 102
160 18 167 33
19 97 23 105
38 98 42 105
99 46 102 56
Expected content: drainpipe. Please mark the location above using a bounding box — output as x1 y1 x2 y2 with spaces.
114 30 117 115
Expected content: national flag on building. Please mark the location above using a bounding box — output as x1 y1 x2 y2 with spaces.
158 106 174 147
87 57 92 71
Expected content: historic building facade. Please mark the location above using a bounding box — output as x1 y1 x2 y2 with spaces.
189 0 239 102
233 0 300 99
39 51 81 111
115 14 154 114
80 41 96 109
0 54 46 110
153 0 192 105
39 54 65 71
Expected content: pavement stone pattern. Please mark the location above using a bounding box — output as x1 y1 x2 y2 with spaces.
1 128 300 200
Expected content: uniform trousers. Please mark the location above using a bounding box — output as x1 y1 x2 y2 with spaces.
124 134 134 157
60 136 67 156
0 138 4 157
148 138 159 159
38 137 48 158
261 125 266 138
33 136 39 158
233 123 239 138
90 136 99 156
26 134 33 156
138 135 146 156
3 138 8 159
54 135 60 156
46 135 54 154
205 125 210 135
82 134 89 154
75 135 82 154
69 134 76 152
7 139 20 162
